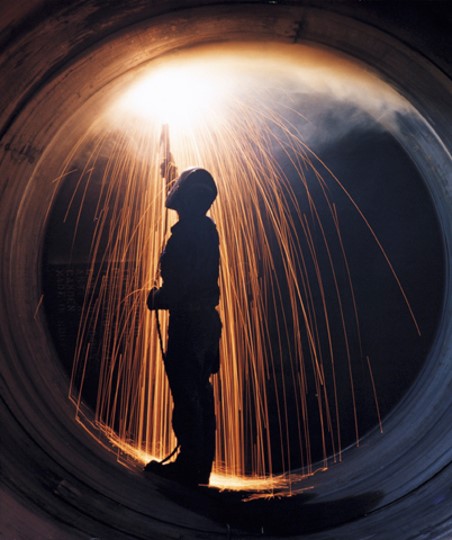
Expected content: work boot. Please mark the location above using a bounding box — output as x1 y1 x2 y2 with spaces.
144 460 179 480
144 459 201 486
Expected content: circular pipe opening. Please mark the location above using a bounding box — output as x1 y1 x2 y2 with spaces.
42 41 444 479
1 4 451 538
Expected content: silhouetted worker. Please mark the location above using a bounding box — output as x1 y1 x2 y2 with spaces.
145 167 221 486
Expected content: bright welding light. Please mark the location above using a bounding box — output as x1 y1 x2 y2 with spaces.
116 64 225 128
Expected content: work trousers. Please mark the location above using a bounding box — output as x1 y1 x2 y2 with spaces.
164 308 221 482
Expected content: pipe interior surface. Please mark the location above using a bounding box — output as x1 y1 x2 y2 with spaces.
0 2 451 539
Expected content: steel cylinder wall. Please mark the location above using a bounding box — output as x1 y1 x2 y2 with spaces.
0 2 451 539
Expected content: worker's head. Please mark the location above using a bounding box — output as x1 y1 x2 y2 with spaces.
165 167 217 217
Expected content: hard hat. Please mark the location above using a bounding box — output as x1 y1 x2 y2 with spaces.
165 167 217 215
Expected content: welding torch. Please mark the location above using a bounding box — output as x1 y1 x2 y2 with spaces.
147 124 178 352
159 123 178 193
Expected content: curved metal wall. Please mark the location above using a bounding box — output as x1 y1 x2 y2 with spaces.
1 2 451 538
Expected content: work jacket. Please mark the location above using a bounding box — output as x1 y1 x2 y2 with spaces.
147 215 220 311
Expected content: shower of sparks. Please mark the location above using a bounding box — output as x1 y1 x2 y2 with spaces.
61 50 420 493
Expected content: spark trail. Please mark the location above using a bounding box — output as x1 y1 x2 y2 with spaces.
64 70 418 492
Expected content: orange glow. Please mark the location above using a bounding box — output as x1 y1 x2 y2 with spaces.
115 63 231 128
62 43 419 493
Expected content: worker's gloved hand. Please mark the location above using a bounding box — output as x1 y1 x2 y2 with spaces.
147 287 159 311
160 156 178 184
